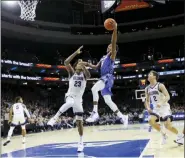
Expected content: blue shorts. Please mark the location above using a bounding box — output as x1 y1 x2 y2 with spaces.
100 74 114 96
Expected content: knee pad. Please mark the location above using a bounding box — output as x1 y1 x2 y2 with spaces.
75 112 83 121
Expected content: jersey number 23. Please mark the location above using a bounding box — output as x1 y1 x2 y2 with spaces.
74 81 81 87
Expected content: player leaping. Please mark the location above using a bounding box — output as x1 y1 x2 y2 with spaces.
82 20 127 127
145 70 183 144
47 46 90 152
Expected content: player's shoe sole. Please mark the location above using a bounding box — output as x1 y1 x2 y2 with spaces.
174 140 184 145
3 140 10 146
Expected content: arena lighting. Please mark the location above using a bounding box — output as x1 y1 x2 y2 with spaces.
3 1 18 6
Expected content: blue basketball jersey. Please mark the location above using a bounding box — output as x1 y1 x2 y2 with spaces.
100 54 114 76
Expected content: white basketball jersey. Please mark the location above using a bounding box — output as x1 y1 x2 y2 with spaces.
12 103 25 118
66 72 86 97
147 82 166 108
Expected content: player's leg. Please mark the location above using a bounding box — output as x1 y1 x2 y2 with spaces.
148 114 163 132
47 97 74 126
91 80 105 112
163 116 184 145
76 113 84 152
73 99 84 152
149 114 167 144
3 125 15 146
86 80 105 122
21 124 27 143
103 95 128 127
163 117 178 134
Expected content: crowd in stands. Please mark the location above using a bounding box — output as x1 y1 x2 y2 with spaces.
1 83 184 137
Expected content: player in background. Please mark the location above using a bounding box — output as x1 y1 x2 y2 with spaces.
47 46 90 152
81 20 127 127
145 70 182 144
174 128 184 145
3 96 31 146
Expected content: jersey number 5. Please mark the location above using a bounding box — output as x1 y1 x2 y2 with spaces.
74 81 81 87
153 96 157 102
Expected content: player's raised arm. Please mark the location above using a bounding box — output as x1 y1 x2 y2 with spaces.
81 61 101 70
159 83 170 105
64 46 83 76
110 21 118 61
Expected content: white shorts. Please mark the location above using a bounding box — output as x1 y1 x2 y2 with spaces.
11 116 26 126
65 95 83 113
152 103 172 119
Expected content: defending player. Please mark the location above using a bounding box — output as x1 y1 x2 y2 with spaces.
3 96 31 146
47 46 90 152
81 20 127 126
145 70 182 144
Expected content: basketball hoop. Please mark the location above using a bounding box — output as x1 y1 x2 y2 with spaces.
18 0 39 21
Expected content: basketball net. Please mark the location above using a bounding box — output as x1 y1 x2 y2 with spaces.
18 0 39 21
141 97 146 103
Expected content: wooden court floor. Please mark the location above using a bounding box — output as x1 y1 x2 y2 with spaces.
1 121 184 158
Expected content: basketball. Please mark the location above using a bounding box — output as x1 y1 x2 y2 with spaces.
104 18 116 31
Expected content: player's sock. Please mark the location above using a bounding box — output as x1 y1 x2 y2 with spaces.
22 137 26 143
54 111 62 120
7 126 15 141
177 133 184 138
7 136 11 141
117 111 124 118
93 105 98 113
160 124 166 135
80 136 83 143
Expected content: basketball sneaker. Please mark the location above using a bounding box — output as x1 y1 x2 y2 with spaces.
3 140 10 146
174 134 184 145
86 112 99 122
47 117 57 127
77 142 84 152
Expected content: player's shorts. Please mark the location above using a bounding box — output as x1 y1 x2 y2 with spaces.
100 74 114 96
11 116 26 126
65 95 84 114
150 103 173 122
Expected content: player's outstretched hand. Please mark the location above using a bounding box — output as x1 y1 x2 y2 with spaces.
76 45 83 54
109 19 117 30
79 61 88 66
